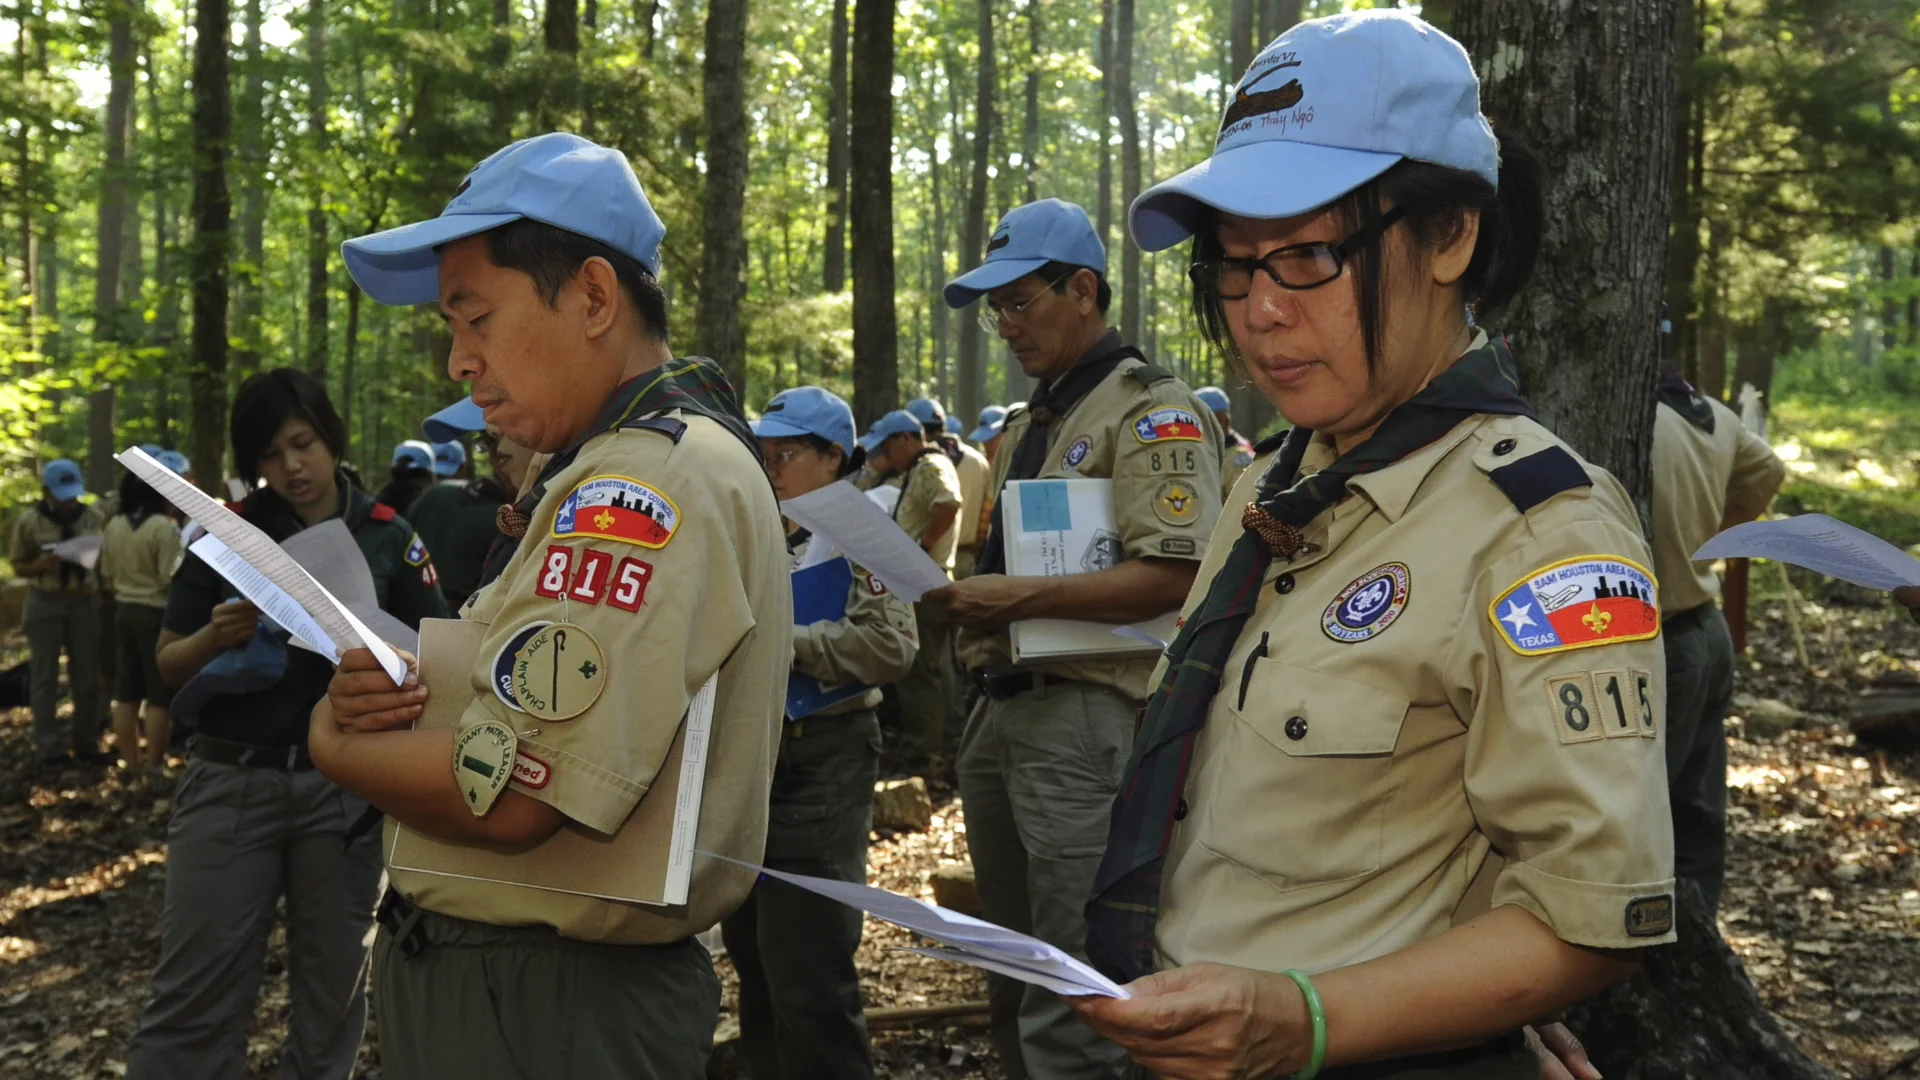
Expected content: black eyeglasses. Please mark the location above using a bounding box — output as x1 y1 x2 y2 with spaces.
1188 206 1408 300
978 270 1077 333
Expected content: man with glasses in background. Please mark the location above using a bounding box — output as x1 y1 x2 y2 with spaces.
927 198 1223 1080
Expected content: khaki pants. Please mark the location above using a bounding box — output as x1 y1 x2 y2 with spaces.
1663 602 1735 916
958 678 1136 1080
24 589 102 761
722 710 881 1080
127 758 385 1080
373 909 719 1080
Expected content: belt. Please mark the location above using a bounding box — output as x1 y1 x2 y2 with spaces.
972 669 1076 700
376 888 430 959
191 734 314 771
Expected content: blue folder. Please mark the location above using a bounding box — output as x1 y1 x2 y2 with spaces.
786 556 874 720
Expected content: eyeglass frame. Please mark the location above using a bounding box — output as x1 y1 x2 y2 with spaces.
1188 206 1410 300
976 269 1080 334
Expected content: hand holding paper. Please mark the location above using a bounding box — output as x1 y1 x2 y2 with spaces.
1693 514 1920 591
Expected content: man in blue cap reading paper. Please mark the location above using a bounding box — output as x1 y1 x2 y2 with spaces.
9 458 108 767
310 132 790 1079
925 197 1224 1080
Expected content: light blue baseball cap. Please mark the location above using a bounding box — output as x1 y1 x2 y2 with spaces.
752 386 858 459
423 397 487 443
342 133 666 307
41 458 85 502
905 398 947 429
392 440 434 472
943 199 1108 308
1194 386 1232 414
137 442 165 457
945 415 964 437
1131 10 1498 252
968 405 1009 443
157 450 192 476
432 440 467 477
859 410 923 453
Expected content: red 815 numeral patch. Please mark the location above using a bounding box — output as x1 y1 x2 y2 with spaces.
607 557 654 611
534 545 574 599
533 545 649 611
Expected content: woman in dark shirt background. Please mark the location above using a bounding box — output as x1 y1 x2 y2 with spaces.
126 368 447 1080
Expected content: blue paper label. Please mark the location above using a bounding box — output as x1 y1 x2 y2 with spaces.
1020 482 1073 533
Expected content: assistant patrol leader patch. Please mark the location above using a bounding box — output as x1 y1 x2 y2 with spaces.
553 475 680 549
1132 407 1204 444
1323 562 1411 643
1491 555 1660 656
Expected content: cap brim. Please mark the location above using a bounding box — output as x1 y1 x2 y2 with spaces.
47 480 85 502
942 257 1053 309
343 212 526 306
751 416 816 441
422 398 488 443
967 424 1002 442
1129 142 1404 252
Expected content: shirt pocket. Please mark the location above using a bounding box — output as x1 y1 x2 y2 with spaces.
1198 660 1410 891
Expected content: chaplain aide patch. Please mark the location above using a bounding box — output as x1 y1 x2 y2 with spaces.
1322 562 1411 643
553 475 680 549
1491 556 1660 656
1132 407 1204 444
403 534 429 567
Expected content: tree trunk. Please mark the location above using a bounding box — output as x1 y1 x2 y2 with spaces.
1229 0 1253 81
306 0 330 378
1664 0 1700 382
234 0 264 372
1226 0 1301 443
1733 298 1782 409
1256 0 1298 48
343 283 360 451
849 0 899 428
15 0 38 358
1908 249 1918 347
489 0 512 132
189 0 234 493
1696 217 1728 402
953 0 996 426
1452 0 1673 516
696 0 750 391
1880 244 1899 355
1095 0 1113 255
545 0 579 53
930 131 951 395
95 0 136 331
1114 0 1141 346
822 0 850 292
1021 0 1041 201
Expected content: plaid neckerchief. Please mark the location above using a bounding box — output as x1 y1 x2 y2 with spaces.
1084 335 1535 983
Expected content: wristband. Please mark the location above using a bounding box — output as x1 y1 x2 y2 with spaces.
1281 968 1327 1080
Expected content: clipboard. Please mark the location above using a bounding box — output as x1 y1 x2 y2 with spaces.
387 618 716 907
1002 478 1179 663
786 557 873 719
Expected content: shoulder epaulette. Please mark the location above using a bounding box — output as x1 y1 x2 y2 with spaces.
620 415 688 443
1253 429 1291 455
1126 361 1175 388
369 503 398 523
1487 445 1592 513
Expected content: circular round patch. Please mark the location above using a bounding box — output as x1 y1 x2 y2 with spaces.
453 720 518 816
1152 479 1202 527
512 622 607 722
1321 562 1411 643
492 621 552 713
1061 436 1092 471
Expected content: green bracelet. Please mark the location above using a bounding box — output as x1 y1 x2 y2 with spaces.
1281 968 1328 1080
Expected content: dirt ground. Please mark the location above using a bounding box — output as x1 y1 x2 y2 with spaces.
1 573 1917 1079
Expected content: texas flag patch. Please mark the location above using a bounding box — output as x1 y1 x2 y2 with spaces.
552 475 680 549
1132 407 1204 444
1491 556 1660 656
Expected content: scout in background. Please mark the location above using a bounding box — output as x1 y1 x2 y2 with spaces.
407 397 536 613
723 385 919 1080
127 368 447 1080
912 397 993 581
970 403 1011 464
1074 13 1673 1080
8 457 108 768
97 470 184 781
1194 385 1257 500
430 438 468 481
1649 358 1785 917
378 439 438 515
315 132 789 1080
931 196 1224 1080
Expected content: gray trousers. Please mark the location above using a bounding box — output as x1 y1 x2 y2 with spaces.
374 909 719 1080
24 589 103 760
127 758 385 1080
897 601 959 768
721 710 881 1080
1664 602 1736 916
958 678 1136 1080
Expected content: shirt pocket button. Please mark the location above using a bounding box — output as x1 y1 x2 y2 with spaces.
1284 716 1308 741
1274 574 1296 595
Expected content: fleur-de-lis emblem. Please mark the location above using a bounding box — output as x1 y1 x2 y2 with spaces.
578 660 598 680
1582 603 1613 636
594 510 617 531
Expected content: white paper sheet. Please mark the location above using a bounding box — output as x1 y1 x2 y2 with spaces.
118 447 407 684
779 480 953 601
1693 514 1920 591
279 521 420 655
50 534 104 571
699 854 1130 998
1003 478 1178 662
189 534 340 660
663 674 719 906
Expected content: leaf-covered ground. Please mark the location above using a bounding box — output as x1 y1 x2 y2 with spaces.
1 579 1917 1079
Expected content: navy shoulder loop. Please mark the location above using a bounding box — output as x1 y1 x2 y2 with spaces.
620 415 689 443
1253 428 1293 456
1488 445 1593 513
1126 358 1174 388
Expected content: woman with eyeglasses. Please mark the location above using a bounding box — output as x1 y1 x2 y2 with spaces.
721 386 919 1080
1072 12 1674 1080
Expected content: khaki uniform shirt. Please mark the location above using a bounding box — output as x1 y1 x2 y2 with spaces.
790 534 919 717
99 513 183 609
8 501 106 593
390 411 792 944
1157 414 1677 974
1220 430 1256 502
957 355 1225 700
1651 398 1786 616
953 441 992 550
894 449 964 572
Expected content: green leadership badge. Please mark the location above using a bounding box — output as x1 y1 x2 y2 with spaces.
453 720 518 816
512 622 606 722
